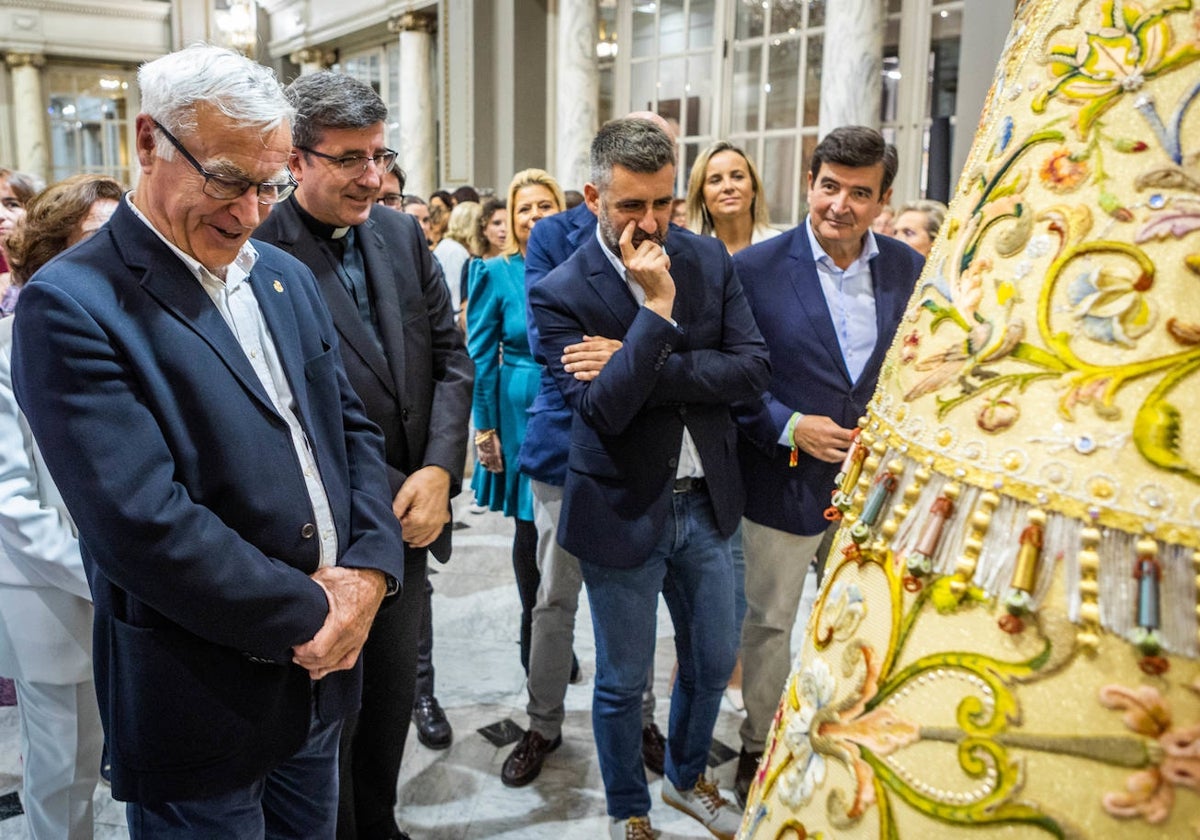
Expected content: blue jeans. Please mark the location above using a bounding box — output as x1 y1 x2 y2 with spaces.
580 489 737 819
126 701 341 839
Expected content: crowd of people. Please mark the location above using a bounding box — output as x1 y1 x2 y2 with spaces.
0 43 937 840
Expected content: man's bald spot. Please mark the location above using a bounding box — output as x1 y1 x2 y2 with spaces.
626 110 675 142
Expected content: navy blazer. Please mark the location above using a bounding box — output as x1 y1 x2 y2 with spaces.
255 200 474 563
529 230 770 568
518 202 597 485
11 200 405 804
733 225 924 536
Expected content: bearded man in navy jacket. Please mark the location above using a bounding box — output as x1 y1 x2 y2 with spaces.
530 117 769 840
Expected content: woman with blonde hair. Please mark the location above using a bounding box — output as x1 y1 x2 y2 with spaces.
892 198 948 257
434 200 480 323
685 141 778 255
467 168 564 672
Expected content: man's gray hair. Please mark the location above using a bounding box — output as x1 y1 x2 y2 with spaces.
590 117 675 190
284 72 389 150
138 44 293 160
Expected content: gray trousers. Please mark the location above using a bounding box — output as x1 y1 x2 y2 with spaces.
738 517 824 753
526 480 656 738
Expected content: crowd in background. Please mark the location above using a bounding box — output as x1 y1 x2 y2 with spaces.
0 45 945 840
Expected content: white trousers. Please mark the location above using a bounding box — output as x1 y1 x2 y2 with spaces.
15 678 102 840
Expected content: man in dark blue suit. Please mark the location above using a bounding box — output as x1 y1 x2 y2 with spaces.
11 46 404 838
730 126 924 805
530 118 770 840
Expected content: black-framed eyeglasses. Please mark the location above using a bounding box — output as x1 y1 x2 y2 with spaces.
297 146 398 177
376 193 404 208
152 120 297 206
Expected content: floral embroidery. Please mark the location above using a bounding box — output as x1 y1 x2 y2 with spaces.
1100 683 1200 823
776 651 921 818
1066 263 1157 346
1039 147 1091 191
1033 0 1200 137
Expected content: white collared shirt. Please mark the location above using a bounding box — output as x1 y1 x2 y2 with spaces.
126 195 339 566
804 216 879 384
595 226 703 479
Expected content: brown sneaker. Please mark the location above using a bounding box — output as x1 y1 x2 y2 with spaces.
500 729 561 787
609 815 659 839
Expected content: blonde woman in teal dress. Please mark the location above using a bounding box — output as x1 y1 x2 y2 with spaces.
467 168 564 672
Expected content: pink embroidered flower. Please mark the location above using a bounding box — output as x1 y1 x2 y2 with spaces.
1100 684 1200 824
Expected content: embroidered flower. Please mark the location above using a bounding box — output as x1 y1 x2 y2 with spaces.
776 648 920 818
1067 264 1155 346
778 659 835 809
1100 683 1200 824
1060 374 1120 420
1040 148 1090 191
1033 1 1200 137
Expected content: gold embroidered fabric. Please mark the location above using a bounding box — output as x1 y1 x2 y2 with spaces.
739 1 1200 837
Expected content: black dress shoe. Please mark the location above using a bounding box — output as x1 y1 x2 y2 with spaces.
734 747 762 809
641 722 665 775
412 694 453 750
501 729 562 787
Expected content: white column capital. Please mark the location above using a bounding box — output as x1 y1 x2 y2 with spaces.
5 52 46 71
288 47 337 72
389 12 436 35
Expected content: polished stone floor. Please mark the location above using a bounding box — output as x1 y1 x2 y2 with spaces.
0 492 815 839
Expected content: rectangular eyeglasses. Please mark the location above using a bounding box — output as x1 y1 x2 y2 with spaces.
297 146 398 177
152 119 297 205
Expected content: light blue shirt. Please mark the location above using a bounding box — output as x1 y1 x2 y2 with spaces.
805 216 879 384
777 220 880 449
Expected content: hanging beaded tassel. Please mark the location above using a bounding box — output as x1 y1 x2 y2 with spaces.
905 483 960 590
825 429 866 522
849 459 902 547
1131 535 1168 675
999 509 1045 634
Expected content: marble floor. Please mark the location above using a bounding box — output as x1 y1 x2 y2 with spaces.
0 492 816 839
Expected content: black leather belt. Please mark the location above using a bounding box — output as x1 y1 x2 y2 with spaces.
672 476 706 494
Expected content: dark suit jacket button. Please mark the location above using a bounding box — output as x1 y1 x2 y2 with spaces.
668 457 678 468
402 408 410 422
300 523 316 539
678 406 687 417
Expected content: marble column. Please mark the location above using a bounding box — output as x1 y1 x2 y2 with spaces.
5 52 49 180
288 47 337 76
554 0 598 190
818 0 883 136
390 12 436 199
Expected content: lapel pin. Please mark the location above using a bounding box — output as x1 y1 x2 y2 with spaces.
273 279 284 294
